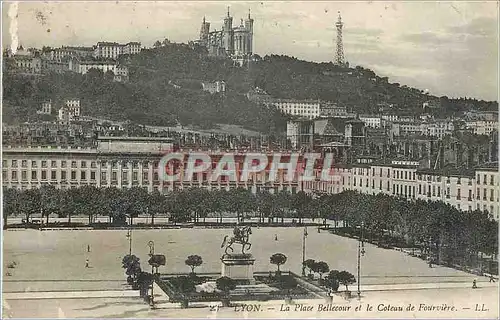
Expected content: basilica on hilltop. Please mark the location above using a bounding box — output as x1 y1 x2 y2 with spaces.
197 8 254 65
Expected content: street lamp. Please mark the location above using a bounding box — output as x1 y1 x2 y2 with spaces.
302 226 308 276
126 215 133 255
357 221 366 299
147 241 155 308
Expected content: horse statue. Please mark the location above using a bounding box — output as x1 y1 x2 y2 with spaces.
221 225 252 254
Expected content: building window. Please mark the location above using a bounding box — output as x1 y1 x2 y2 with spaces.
12 160 18 167
477 188 480 199
71 161 77 168
491 189 494 201
446 187 450 198
419 184 422 194
133 172 138 181
51 161 57 167
81 161 87 168
31 171 37 180
133 162 139 169
91 161 97 168
101 172 107 181
81 171 86 180
153 172 159 181
61 161 67 168
483 175 487 185
477 174 480 184
91 171 96 180
483 189 487 200
491 175 495 185
31 161 37 168
41 171 47 180
71 171 76 180
61 171 67 180
457 178 461 185
457 188 461 200
112 172 117 181
122 171 128 182
437 186 441 197
51 171 57 180
41 161 47 168
11 171 18 181
143 172 148 182
22 160 27 168
101 161 108 168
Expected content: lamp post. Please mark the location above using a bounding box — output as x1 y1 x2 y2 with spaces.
357 221 365 299
302 226 308 276
147 240 155 308
126 215 132 255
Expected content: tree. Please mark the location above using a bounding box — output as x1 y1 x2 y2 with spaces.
291 191 312 224
216 276 236 307
122 254 142 286
40 185 60 224
153 40 162 48
3 188 20 228
19 188 41 225
324 270 340 292
337 271 356 292
312 261 330 282
185 255 203 274
270 253 287 275
302 259 316 277
148 189 166 225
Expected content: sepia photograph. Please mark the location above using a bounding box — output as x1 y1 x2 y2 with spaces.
1 1 499 318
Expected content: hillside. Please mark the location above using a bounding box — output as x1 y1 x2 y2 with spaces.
3 42 497 133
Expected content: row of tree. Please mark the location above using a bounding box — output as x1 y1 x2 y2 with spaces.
4 186 498 266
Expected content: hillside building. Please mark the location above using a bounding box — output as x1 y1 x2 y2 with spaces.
201 80 226 94
36 101 52 115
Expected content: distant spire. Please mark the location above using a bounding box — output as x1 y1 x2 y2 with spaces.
241 18 244 26
203 16 206 23
227 6 230 17
248 8 251 19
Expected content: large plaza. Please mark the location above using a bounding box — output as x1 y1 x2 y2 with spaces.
3 227 498 318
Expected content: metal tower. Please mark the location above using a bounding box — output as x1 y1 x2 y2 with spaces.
334 11 346 66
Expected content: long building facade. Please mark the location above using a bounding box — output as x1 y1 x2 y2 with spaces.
302 159 500 221
3 137 498 220
2 137 301 194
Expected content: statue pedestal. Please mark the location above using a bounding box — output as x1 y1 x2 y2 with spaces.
221 253 255 284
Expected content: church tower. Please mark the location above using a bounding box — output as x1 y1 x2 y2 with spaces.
199 16 210 46
244 9 254 55
223 7 234 55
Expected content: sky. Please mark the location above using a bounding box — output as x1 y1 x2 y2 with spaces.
2 1 499 101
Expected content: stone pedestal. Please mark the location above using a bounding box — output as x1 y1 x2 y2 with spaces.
221 253 256 284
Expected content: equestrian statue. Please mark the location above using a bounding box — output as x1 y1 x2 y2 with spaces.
221 225 252 254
